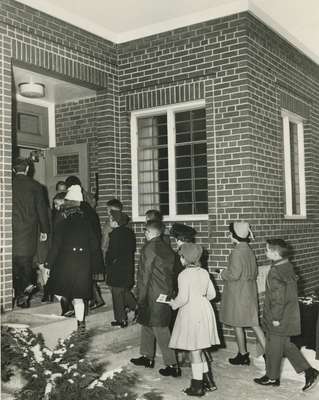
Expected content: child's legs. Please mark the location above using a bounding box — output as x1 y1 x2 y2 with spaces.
265 334 285 380
252 325 266 352
190 350 204 380
111 286 126 321
153 326 177 366
140 325 156 359
283 337 310 373
234 327 247 353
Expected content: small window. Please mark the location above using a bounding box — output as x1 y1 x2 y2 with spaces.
282 110 306 218
131 101 208 220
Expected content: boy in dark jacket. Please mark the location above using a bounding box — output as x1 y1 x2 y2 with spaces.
105 210 137 328
254 238 318 392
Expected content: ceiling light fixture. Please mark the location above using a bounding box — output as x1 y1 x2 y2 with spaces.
19 82 45 98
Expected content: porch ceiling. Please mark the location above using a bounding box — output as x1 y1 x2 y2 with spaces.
16 0 319 65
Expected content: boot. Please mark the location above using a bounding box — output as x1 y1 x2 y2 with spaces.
303 367 319 392
90 283 105 309
203 372 217 392
183 379 205 397
229 352 250 365
60 297 71 316
77 320 87 338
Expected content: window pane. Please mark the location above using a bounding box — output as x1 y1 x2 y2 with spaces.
289 122 300 215
137 115 169 215
175 108 207 215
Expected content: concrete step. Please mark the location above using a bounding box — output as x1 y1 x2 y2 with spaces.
1 290 139 350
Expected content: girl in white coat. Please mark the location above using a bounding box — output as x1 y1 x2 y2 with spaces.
169 243 220 397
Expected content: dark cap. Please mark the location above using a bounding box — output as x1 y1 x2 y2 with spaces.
110 210 129 226
170 223 197 242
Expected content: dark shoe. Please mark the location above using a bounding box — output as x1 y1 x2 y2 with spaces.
111 320 128 328
183 379 205 397
203 372 217 392
303 367 319 392
130 356 155 368
159 364 181 377
77 321 87 338
17 300 30 308
90 301 105 310
254 375 280 386
229 352 250 366
64 310 75 317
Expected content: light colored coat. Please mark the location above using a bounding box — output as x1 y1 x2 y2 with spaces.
169 267 220 350
220 242 259 327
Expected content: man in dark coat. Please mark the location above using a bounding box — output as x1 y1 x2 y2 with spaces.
12 157 50 307
105 210 136 327
130 220 181 378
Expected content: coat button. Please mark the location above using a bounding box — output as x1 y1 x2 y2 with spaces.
73 248 76 251
79 248 83 252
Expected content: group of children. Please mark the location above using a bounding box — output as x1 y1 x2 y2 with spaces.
45 185 319 395
129 218 319 396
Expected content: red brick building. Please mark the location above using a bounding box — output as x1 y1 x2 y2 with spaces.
1 1 319 342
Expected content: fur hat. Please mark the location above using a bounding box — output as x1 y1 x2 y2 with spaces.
179 243 203 267
64 185 83 202
110 210 129 226
229 221 254 241
170 223 197 242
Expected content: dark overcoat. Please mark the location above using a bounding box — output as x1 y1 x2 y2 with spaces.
105 225 136 288
262 259 301 337
46 207 104 299
12 174 50 257
137 236 175 327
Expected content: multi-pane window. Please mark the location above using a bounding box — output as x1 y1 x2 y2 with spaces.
131 101 208 220
282 110 306 217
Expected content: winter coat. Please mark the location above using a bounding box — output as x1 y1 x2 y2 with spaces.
46 206 104 299
220 242 259 327
262 259 301 337
12 174 50 257
105 225 136 288
137 236 175 327
169 267 220 350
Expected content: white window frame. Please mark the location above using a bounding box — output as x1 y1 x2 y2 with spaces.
131 100 208 222
281 109 306 219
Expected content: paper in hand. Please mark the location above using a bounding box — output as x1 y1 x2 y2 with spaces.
156 294 170 303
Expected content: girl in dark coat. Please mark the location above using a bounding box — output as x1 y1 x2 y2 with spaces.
105 210 137 327
46 185 104 334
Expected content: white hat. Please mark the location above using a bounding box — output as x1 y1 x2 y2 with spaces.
233 221 255 240
64 185 83 202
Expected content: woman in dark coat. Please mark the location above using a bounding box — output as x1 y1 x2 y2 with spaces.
105 210 136 327
46 185 104 334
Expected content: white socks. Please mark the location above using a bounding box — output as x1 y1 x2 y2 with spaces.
191 363 203 380
73 298 85 322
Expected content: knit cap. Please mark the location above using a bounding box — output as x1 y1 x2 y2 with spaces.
64 185 83 202
179 243 203 267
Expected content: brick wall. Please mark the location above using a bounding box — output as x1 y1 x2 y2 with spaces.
0 0 119 310
0 28 13 311
117 12 319 341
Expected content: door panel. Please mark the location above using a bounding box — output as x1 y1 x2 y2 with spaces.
45 143 88 203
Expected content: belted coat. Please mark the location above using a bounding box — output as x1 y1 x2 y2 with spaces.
46 206 104 299
136 236 175 327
